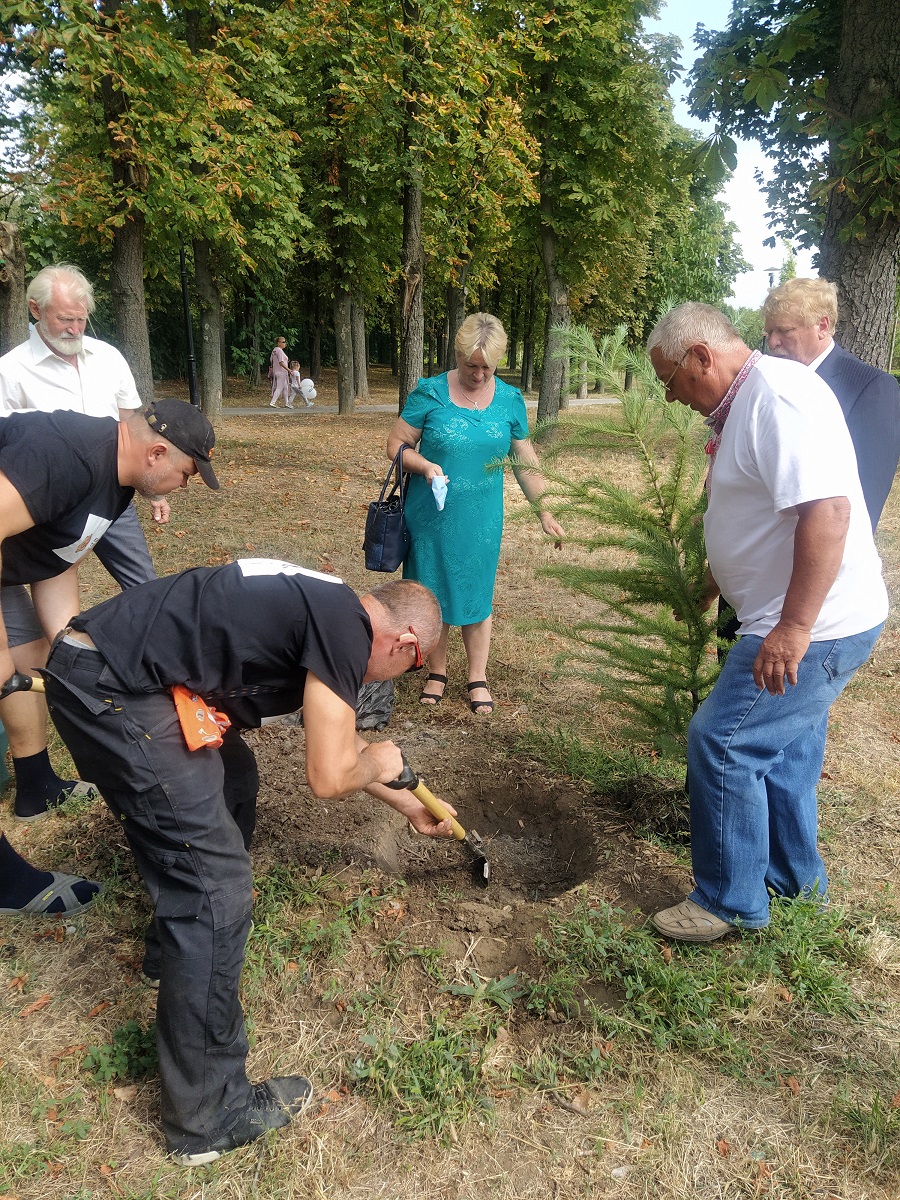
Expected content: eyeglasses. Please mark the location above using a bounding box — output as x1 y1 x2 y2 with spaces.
405 626 424 672
660 349 690 394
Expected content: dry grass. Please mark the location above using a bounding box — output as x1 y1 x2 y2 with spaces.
2 378 899 1200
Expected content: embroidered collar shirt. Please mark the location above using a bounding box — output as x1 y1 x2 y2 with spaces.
0 323 142 420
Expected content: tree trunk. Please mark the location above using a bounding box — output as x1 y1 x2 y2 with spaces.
310 297 323 380
508 286 521 373
818 0 900 369
577 359 589 400
398 173 424 409
110 214 155 402
99 0 154 403
0 222 28 354
334 288 355 414
537 191 570 422
445 269 467 370
351 298 369 400
247 294 261 386
521 272 537 393
193 238 223 424
438 304 449 371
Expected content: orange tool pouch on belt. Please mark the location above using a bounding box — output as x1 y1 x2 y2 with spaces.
171 685 232 751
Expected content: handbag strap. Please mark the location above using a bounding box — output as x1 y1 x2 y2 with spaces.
378 443 410 505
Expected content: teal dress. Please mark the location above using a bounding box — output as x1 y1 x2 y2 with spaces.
401 373 529 626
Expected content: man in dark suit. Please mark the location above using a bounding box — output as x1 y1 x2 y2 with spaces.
763 277 900 530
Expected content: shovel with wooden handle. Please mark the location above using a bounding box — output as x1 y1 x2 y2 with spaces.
386 758 490 888
0 672 45 700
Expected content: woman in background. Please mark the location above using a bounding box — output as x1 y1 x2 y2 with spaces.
386 313 563 714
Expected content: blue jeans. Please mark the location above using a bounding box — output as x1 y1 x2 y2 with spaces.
687 623 883 927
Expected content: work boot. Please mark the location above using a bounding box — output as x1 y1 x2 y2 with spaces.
171 1076 314 1166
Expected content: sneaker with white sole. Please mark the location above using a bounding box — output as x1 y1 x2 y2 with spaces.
171 1076 314 1166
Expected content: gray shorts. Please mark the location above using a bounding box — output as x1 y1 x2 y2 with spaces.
1 585 46 648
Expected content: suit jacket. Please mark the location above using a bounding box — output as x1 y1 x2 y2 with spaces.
816 342 900 530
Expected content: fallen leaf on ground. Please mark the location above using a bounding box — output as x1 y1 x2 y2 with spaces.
661 945 673 964
775 986 793 1002
87 1002 111 1018
569 1088 592 1113
7 974 28 991
112 1085 137 1102
779 1075 800 1096
19 993 52 1017
716 1138 731 1156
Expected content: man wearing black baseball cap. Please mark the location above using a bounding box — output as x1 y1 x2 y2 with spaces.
0 399 220 845
144 398 220 491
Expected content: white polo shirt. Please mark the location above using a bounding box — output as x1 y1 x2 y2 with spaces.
0 324 141 420
704 354 888 640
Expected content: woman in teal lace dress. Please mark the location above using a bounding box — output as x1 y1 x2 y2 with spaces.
386 313 564 714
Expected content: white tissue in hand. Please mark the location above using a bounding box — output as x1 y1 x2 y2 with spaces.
431 475 448 511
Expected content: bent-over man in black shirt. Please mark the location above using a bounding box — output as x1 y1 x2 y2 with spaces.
0 399 218 915
43 560 451 1165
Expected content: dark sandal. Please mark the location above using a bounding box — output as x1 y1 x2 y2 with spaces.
419 673 448 705
466 681 494 714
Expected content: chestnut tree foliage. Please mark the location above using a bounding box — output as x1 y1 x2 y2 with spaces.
1 0 744 411
690 0 900 367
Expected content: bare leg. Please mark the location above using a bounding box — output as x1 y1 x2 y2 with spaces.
461 617 493 713
3 638 51 757
420 622 451 704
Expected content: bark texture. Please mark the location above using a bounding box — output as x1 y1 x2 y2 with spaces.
819 0 900 369
537 184 570 423
351 298 369 400
193 238 223 424
0 222 28 355
334 287 355 414
398 173 424 409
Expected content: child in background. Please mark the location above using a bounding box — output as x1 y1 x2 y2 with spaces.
286 361 302 409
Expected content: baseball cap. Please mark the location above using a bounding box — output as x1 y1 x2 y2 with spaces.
144 399 220 490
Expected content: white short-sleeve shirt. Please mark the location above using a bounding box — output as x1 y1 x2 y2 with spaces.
704 354 888 640
0 324 142 420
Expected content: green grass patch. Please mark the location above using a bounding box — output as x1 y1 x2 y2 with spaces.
526 894 865 1067
244 866 401 985
348 1010 497 1141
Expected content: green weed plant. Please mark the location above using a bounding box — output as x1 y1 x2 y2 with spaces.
349 1010 496 1142
82 1020 158 1083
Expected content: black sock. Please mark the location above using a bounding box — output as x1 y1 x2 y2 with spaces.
12 749 76 815
0 834 100 912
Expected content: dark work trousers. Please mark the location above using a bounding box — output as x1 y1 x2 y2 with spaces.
142 725 259 980
93 502 157 589
43 638 257 1156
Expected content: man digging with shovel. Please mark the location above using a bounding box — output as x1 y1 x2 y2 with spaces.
39 561 455 1164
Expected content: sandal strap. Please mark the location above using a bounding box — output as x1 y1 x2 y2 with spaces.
466 680 489 691
425 673 448 684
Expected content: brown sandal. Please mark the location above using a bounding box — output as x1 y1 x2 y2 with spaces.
466 681 494 714
419 673 447 705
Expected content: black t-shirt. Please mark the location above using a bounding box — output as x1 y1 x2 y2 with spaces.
0 411 133 585
71 559 373 727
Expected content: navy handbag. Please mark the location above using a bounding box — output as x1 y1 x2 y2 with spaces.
364 444 410 572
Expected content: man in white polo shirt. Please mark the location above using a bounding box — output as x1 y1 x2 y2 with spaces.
646 302 888 942
0 262 166 588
